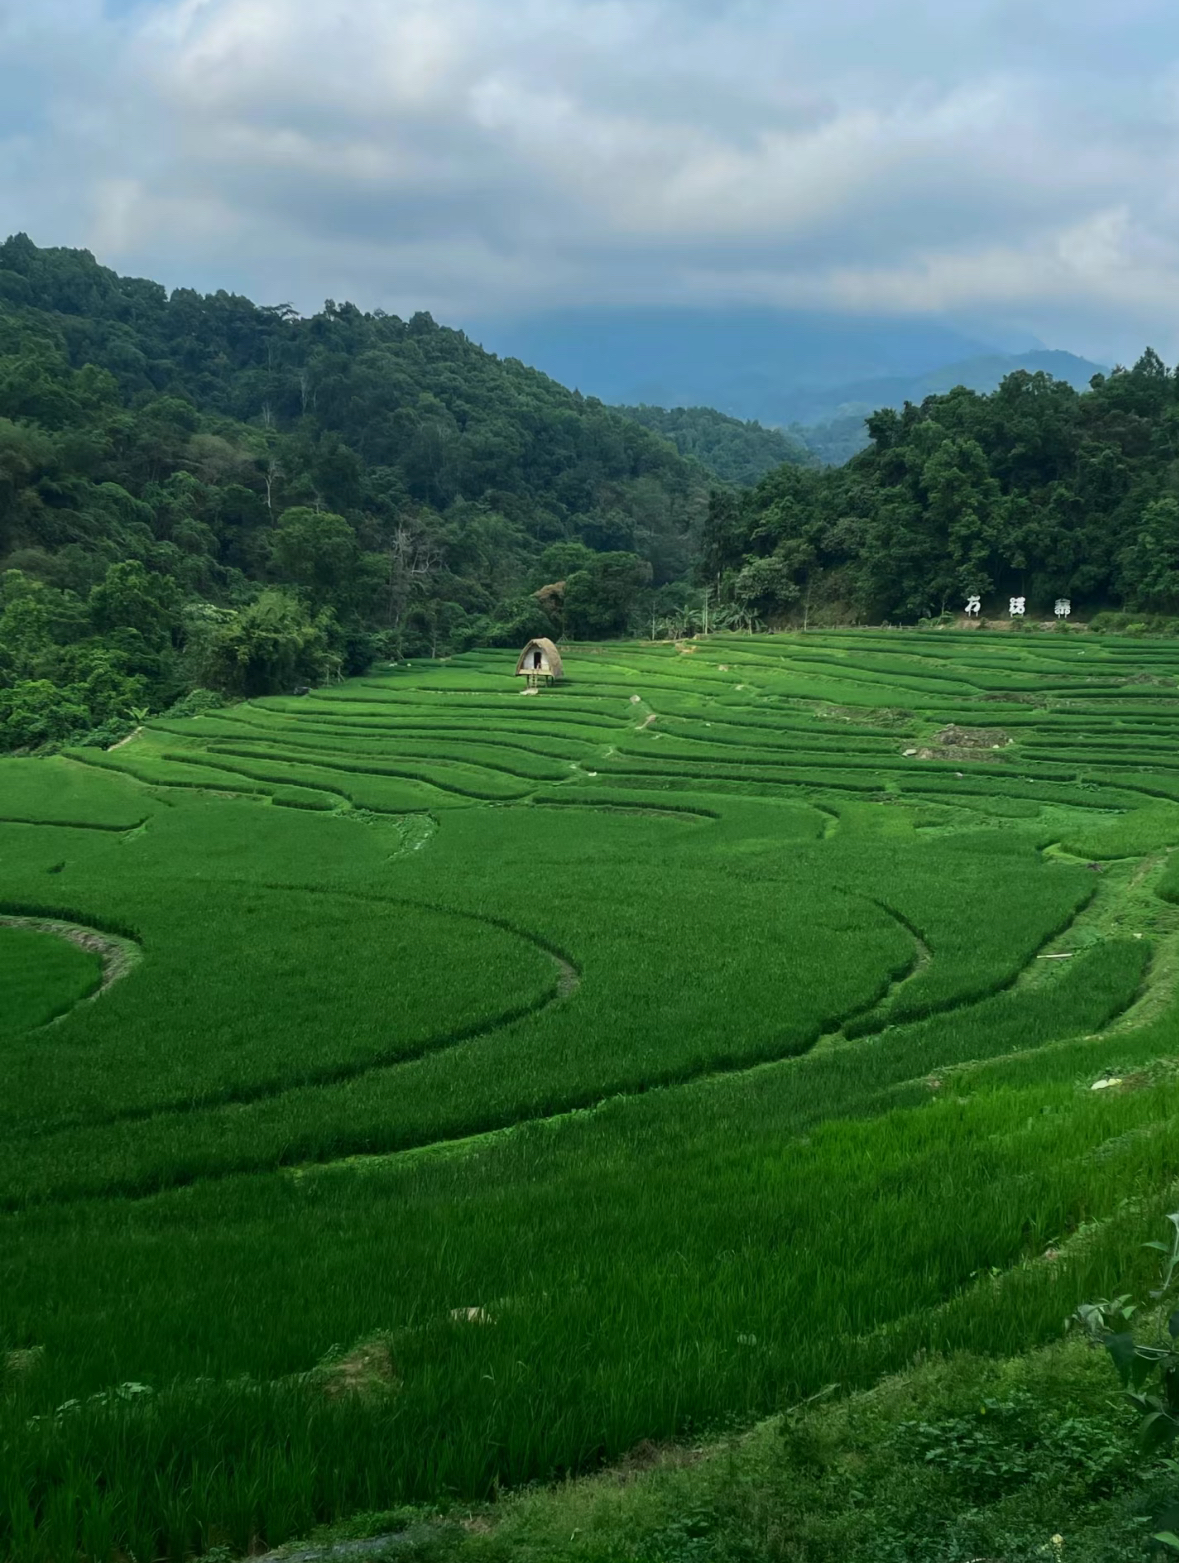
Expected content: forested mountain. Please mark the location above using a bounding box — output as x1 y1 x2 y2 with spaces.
703 351 1179 627
469 307 1104 448
0 235 708 748
614 403 813 484
5 230 1179 755
784 412 876 469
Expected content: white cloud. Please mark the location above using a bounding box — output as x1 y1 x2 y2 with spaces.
3 0 1179 356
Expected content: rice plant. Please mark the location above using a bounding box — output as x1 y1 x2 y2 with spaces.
5 628 1179 1559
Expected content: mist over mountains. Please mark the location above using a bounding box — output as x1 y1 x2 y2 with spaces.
470 308 1106 463
774 348 1105 426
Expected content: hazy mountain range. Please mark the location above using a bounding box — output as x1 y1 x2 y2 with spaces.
782 347 1104 424
469 308 1107 464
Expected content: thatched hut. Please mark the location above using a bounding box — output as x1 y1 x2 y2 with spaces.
516 637 564 684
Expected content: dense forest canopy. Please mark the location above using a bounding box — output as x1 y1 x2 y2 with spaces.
0 234 709 747
3 232 1179 751
614 403 813 484
785 410 880 469
703 349 1179 629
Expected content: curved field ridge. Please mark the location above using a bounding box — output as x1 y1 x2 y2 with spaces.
0 914 142 1004
0 756 150 830
10 894 580 1142
0 923 105 1037
7 628 1179 1563
1 887 563 1141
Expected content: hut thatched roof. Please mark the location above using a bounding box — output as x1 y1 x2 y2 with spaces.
515 637 564 678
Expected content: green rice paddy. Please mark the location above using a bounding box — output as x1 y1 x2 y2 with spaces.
6 628 1179 1559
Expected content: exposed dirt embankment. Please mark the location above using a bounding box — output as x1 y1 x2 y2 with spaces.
904 725 1012 763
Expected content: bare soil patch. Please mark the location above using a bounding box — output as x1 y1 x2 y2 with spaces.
318 1339 398 1401
935 724 1011 750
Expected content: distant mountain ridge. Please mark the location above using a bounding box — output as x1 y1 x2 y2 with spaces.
791 349 1108 464
782 348 1106 430
614 351 1108 473
469 308 1106 467
468 306 999 412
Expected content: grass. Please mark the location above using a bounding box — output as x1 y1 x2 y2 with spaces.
362 1338 1163 1563
6 629 1179 1560
0 924 103 1037
0 755 149 828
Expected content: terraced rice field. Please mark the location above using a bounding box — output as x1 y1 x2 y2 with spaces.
7 628 1179 1560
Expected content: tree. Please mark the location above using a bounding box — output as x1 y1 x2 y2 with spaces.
186 590 335 697
922 435 1005 604
532 541 596 588
378 519 445 640
0 570 53 678
88 560 178 648
733 551 806 624
269 507 359 608
0 679 89 748
563 551 652 638
1119 498 1179 612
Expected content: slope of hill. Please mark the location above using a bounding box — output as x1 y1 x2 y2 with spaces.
6 630 1179 1561
613 402 815 484
0 234 709 747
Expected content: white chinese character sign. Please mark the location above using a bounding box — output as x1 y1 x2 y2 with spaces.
1009 596 1027 618
965 595 982 617
1055 598 1072 619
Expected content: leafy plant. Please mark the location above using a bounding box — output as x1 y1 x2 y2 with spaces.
1074 1214 1179 1553
1074 1215 1179 1453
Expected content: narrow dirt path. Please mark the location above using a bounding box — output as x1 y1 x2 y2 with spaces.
1023 847 1179 1018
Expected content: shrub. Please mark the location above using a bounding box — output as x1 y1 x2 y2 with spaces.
165 687 226 719
0 679 89 749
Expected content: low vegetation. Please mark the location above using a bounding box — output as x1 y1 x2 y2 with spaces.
6 628 1179 1559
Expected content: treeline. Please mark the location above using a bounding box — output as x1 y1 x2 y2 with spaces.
702 351 1179 627
0 235 708 748
8 227 1179 752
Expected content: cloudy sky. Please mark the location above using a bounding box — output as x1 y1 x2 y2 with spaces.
2 0 1178 361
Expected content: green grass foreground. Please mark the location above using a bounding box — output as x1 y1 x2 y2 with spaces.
7 628 1179 1560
